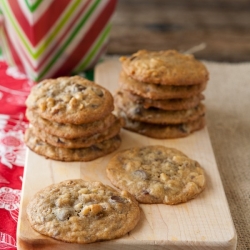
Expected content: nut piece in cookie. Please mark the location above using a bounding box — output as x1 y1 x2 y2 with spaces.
106 145 205 205
26 179 140 243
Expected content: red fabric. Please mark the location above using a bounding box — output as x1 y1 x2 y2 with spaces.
0 60 35 249
8 0 71 46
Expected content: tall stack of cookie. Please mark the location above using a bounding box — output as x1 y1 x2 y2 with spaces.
115 50 209 139
25 76 122 161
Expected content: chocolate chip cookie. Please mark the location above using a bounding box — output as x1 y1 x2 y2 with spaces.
119 70 207 100
115 91 205 124
116 108 205 139
120 50 209 85
106 145 206 204
25 127 121 162
32 118 122 148
26 76 114 124
26 109 117 139
122 89 204 110
27 179 140 243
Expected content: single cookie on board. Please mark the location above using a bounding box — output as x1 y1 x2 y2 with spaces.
26 76 114 124
25 127 121 162
32 118 122 148
116 108 205 139
119 71 207 100
26 109 117 139
122 89 204 110
26 179 140 243
115 92 205 124
106 145 205 204
120 50 209 85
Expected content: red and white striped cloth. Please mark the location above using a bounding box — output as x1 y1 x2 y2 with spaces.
0 59 35 250
0 0 116 81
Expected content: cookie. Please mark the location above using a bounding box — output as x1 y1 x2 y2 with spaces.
32 118 122 148
25 127 121 162
115 91 205 124
116 108 205 139
26 109 117 139
120 50 209 85
26 179 140 243
119 70 207 100
122 89 204 110
106 145 205 204
26 76 114 124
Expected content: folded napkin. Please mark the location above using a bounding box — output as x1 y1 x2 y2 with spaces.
0 60 33 249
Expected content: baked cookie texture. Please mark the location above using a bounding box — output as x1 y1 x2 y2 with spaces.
119 70 207 99
106 145 206 204
26 179 140 243
122 89 205 110
25 127 121 162
26 76 114 124
31 118 122 149
120 50 209 85
25 76 122 161
116 108 205 139
115 49 209 139
26 109 117 139
115 91 206 124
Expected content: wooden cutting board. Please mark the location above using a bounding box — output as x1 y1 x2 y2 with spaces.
17 58 237 250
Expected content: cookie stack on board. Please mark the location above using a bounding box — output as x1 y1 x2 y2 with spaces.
115 50 209 139
25 76 122 161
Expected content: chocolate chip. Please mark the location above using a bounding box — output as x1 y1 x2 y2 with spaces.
92 87 104 97
178 124 188 133
142 190 150 195
36 141 44 146
57 138 65 144
130 56 137 61
74 84 86 92
156 150 162 155
90 104 99 108
110 196 125 203
133 170 148 180
96 90 104 97
134 107 142 115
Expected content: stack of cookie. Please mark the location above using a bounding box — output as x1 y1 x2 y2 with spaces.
115 50 209 139
25 76 122 161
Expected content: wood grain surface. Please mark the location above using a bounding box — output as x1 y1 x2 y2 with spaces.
107 0 250 62
17 59 237 250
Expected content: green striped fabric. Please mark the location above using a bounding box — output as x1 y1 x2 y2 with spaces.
0 0 116 80
24 0 43 12
1 0 83 59
38 0 101 80
75 22 111 73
